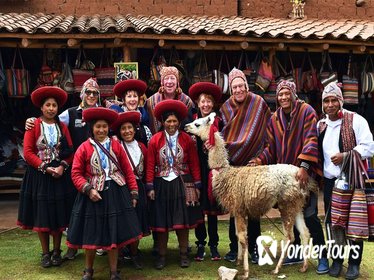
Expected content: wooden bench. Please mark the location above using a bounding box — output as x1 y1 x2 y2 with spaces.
0 168 25 194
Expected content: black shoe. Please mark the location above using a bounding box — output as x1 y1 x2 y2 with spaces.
345 263 360 280
210 246 221 261
194 245 205 261
40 252 51 268
120 246 131 261
110 270 122 280
180 253 190 268
283 255 303 266
224 250 237 263
132 254 143 270
155 256 166 270
63 248 78 261
329 261 343 277
82 268 94 280
51 249 62 266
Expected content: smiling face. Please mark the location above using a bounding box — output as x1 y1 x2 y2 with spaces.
92 120 109 142
84 88 99 107
197 94 214 117
163 74 178 96
163 114 180 136
231 78 247 103
323 96 341 120
277 88 293 114
41 97 58 121
124 90 139 111
120 122 136 143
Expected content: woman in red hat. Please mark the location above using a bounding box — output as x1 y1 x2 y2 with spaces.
146 100 203 270
107 79 152 146
188 82 224 262
17 86 75 268
112 111 150 269
67 107 142 280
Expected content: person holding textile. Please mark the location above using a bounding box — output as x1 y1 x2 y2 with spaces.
250 80 329 274
220 68 271 264
317 82 374 279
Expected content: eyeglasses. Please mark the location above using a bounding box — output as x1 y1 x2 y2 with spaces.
86 90 99 97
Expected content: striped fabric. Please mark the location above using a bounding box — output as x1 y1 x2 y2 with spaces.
331 188 353 229
145 92 194 134
259 101 322 176
346 189 369 240
367 188 374 238
220 93 271 166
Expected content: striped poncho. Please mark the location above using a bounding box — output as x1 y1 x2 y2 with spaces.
220 93 271 166
258 101 322 177
145 92 194 134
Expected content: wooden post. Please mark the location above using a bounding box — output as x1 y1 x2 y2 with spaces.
123 46 131 62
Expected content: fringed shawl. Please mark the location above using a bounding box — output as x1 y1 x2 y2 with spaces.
220 93 271 166
145 92 194 134
259 101 322 176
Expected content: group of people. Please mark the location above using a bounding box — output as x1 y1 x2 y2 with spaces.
16 63 374 280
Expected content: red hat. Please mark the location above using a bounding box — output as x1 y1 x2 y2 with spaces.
188 82 222 103
111 111 141 132
154 100 188 122
83 107 118 125
113 79 147 98
31 86 68 107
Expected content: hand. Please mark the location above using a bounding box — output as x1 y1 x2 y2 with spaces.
147 190 155 200
51 165 64 178
88 189 102 202
296 167 309 189
248 158 261 167
331 153 344 166
25 117 36 131
45 167 55 176
195 188 200 200
204 141 213 151
132 199 137 208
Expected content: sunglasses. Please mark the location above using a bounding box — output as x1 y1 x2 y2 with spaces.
86 90 99 97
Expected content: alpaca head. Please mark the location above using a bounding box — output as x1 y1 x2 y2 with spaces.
185 112 216 142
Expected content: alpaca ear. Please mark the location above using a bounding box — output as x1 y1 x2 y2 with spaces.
207 112 216 125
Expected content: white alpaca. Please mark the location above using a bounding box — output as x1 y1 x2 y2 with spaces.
185 113 318 278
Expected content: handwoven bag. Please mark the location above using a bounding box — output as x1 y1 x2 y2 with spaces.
72 47 95 94
181 176 200 207
213 52 230 95
95 47 115 98
149 47 167 92
361 54 374 95
237 50 257 92
302 51 320 92
366 188 374 239
319 51 338 87
35 49 54 89
346 188 369 240
192 50 212 84
5 47 30 98
255 54 273 92
342 53 359 105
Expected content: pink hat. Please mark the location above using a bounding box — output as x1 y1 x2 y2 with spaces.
228 67 249 94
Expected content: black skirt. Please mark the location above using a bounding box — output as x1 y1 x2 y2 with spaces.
135 179 151 236
67 181 142 250
149 175 204 232
17 163 76 233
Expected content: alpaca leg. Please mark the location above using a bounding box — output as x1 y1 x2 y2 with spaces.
294 211 310 273
272 208 296 275
235 215 249 279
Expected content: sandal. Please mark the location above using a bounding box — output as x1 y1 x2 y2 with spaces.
180 252 190 268
51 249 62 266
110 270 122 280
82 268 94 280
40 252 51 268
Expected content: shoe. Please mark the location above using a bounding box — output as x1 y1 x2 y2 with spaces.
96 249 107 256
40 252 51 268
155 256 166 270
110 270 122 280
82 268 94 280
224 251 237 263
345 263 360 280
63 248 78 261
283 255 303 266
120 246 131 260
316 258 329 274
210 246 221 261
132 254 143 270
51 249 62 266
194 245 205 261
329 261 343 277
250 248 259 264
180 253 190 268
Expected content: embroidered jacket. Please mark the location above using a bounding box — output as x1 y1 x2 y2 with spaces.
146 131 201 191
71 137 138 193
23 117 73 170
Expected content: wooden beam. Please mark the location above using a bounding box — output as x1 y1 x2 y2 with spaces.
67 38 80 47
21 38 37 48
